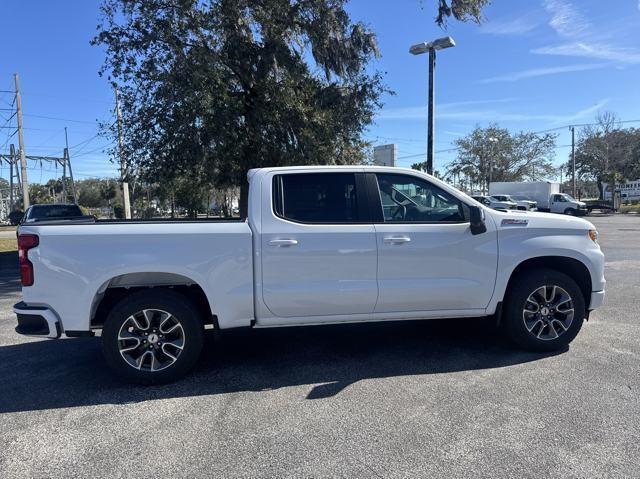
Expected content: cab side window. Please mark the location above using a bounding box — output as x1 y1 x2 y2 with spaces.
273 173 359 223
375 174 466 223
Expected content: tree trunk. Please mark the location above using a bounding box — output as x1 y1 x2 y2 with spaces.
239 182 249 219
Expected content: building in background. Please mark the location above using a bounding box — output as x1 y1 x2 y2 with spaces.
373 144 397 167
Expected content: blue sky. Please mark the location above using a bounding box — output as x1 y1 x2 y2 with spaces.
1 0 639 184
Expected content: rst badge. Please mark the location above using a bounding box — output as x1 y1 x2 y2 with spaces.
501 218 529 226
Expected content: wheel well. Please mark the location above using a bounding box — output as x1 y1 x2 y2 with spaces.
506 256 592 306
91 274 215 329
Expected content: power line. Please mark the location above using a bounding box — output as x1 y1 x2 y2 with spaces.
23 113 101 125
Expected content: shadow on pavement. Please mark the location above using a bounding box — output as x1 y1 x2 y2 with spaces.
0 317 563 413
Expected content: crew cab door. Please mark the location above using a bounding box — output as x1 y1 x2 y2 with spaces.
369 172 498 313
259 171 378 318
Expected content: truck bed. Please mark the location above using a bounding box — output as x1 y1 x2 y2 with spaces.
18 220 255 333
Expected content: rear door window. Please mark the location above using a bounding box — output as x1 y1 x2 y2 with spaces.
273 173 360 223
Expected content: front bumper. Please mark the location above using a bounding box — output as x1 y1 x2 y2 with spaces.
14 302 61 339
589 291 605 310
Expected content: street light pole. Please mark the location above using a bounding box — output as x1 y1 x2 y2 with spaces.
410 36 455 177
427 48 435 176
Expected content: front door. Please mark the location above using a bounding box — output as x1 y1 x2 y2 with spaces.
260 171 378 318
371 172 498 313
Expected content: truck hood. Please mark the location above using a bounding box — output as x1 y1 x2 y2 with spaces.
485 208 595 231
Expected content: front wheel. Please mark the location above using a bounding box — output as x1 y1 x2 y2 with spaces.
101 289 204 384
503 269 585 352
564 208 576 216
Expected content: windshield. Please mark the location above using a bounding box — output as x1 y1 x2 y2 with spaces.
562 194 576 201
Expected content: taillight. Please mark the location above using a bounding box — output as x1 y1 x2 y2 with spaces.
18 234 39 286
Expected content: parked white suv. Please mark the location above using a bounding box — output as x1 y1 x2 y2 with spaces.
15 166 605 384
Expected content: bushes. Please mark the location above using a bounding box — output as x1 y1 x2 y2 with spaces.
8 210 24 225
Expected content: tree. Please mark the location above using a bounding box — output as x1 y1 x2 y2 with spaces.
567 112 640 198
431 0 490 26
172 175 211 218
29 184 53 204
93 0 389 217
78 179 104 208
447 124 556 193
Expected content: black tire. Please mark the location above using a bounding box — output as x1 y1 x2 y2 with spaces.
503 268 585 352
564 208 576 216
101 289 204 384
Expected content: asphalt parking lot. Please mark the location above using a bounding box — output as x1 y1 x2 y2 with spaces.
1 215 638 478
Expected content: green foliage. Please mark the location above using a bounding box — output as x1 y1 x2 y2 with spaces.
113 203 125 219
78 182 103 208
76 178 119 208
8 210 24 226
141 206 157 219
172 175 211 218
93 0 387 215
567 112 640 198
447 124 557 192
432 0 490 26
29 184 54 204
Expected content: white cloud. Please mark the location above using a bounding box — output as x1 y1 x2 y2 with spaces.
543 0 590 37
480 16 538 35
377 99 609 125
535 0 640 65
532 42 640 64
377 99 517 120
479 63 608 83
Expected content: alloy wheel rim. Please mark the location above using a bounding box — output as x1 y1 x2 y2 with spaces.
117 309 185 372
522 285 574 341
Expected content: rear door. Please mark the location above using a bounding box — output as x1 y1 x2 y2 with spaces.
370 172 498 313
260 171 378 318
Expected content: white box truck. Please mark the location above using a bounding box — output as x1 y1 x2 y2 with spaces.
489 181 588 216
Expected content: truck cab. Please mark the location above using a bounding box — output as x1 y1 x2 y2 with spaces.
549 193 588 216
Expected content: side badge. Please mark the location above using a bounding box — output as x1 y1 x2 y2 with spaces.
501 218 529 227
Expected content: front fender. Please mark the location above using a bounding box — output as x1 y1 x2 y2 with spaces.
486 227 605 314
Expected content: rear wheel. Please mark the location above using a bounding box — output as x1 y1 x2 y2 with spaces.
503 268 585 351
101 289 204 384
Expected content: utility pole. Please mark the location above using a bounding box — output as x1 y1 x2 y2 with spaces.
9 144 15 210
115 87 131 219
64 127 77 203
63 148 77 203
62 128 68 201
570 126 576 197
14 73 29 209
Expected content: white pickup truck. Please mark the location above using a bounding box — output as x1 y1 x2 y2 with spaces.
14 166 605 384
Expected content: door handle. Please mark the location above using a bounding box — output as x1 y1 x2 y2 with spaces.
383 236 411 244
269 239 299 247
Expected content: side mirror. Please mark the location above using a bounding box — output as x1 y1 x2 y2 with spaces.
469 205 487 235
